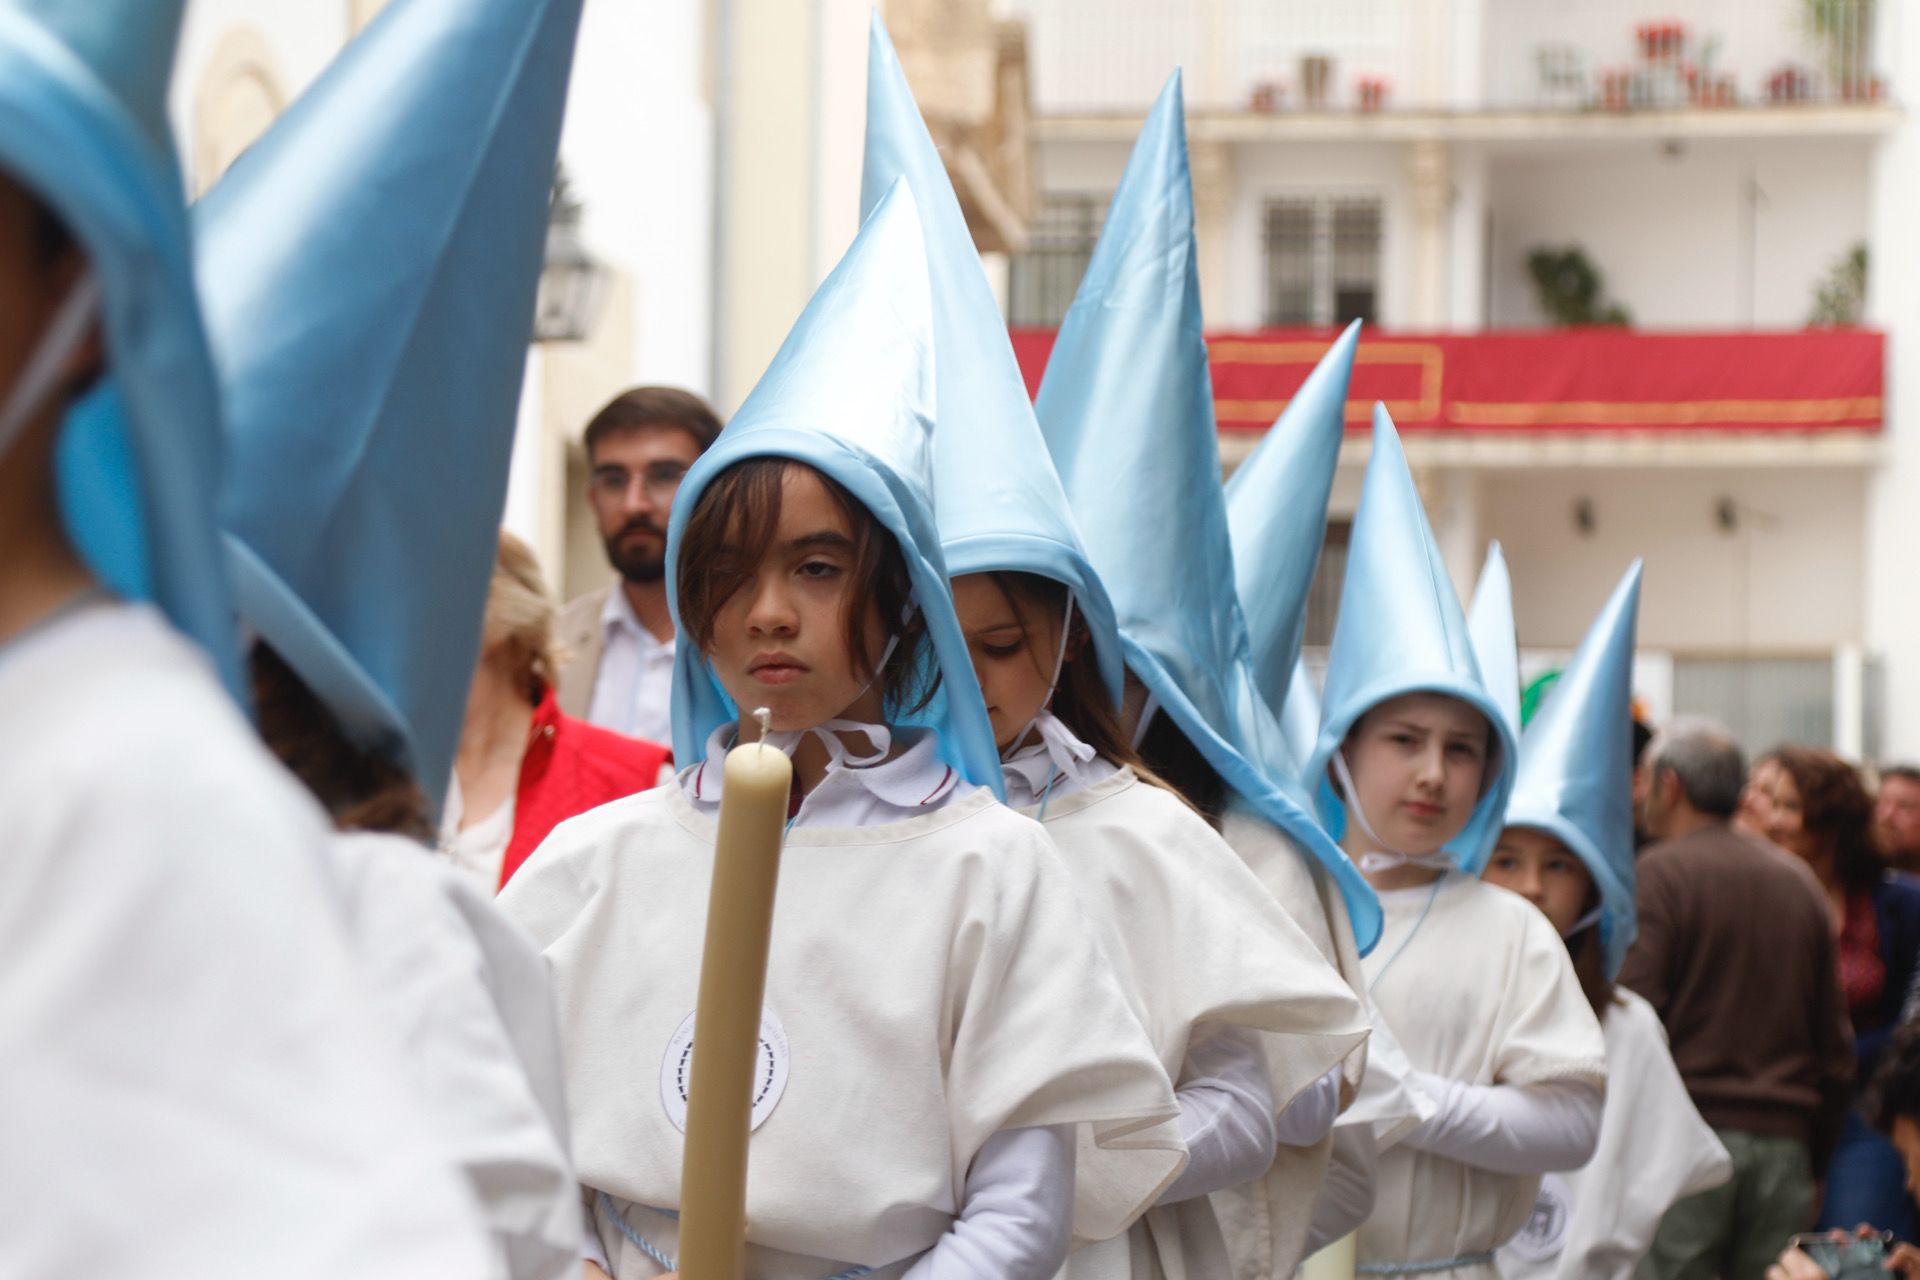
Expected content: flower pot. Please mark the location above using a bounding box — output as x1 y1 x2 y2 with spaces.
1301 54 1332 108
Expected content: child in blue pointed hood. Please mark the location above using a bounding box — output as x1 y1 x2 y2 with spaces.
0 1 498 1273
859 21 1372 1278
1484 565 1730 1280
1312 409 1607 1280
500 181 1181 1280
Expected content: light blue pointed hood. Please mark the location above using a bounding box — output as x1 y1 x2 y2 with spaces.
198 0 585 812
666 180 1004 797
1226 320 1359 715
1034 72 1379 951
1281 656 1324 780
1308 405 1518 874
1468 541 1522 742
0 0 241 693
860 13 1126 710
1504 562 1643 978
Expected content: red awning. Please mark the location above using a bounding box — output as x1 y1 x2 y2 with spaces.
1007 327 1884 434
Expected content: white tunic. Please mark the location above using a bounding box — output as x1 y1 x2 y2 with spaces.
1495 990 1730 1280
0 600 493 1277
1215 804 1434 1278
497 775 1183 1279
1359 874 1608 1280
331 831 580 1279
1031 770 1370 1280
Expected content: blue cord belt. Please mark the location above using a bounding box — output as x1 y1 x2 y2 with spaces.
1356 1252 1496 1275
596 1191 874 1280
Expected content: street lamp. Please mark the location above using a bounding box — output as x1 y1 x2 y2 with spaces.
533 166 607 343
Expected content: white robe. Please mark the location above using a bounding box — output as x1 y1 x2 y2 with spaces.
331 831 580 1279
497 781 1183 1279
1359 874 1608 1280
1214 804 1433 1278
0 600 492 1276
1035 772 1370 1280
1495 989 1730 1280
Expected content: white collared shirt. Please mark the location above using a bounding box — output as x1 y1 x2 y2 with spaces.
587 587 675 744
682 723 967 829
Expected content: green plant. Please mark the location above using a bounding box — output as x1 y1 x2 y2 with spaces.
1526 246 1632 326
1809 241 1868 326
1803 0 1876 93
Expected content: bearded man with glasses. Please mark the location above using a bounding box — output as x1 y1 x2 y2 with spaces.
556 385 722 742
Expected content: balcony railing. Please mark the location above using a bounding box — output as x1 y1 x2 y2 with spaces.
1005 0 1894 115
1007 326 1883 434
1482 0 1890 111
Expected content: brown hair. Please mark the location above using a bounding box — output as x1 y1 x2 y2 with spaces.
250 643 434 843
675 456 935 718
582 385 722 459
483 529 561 703
1566 886 1618 1019
1767 745 1882 893
985 571 1197 813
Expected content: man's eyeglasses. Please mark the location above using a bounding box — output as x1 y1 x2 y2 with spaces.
591 462 689 505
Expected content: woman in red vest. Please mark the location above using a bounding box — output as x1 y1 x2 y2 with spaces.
442 531 672 890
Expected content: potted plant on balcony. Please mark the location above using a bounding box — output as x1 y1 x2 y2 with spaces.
1767 62 1813 102
1527 245 1633 327
1600 66 1632 111
1804 0 1876 100
1300 53 1332 108
1636 20 1686 64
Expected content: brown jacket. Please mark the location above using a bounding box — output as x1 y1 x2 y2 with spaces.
1618 823 1856 1169
552 586 609 720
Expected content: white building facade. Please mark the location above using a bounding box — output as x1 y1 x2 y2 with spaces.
1010 0 1915 764
170 0 1919 763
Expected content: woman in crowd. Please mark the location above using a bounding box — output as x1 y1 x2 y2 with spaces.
442 531 672 891
1760 745 1920 1236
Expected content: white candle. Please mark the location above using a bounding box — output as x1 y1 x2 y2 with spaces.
1299 1233 1357 1280
677 709 792 1280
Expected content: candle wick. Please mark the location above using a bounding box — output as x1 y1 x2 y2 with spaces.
753 706 772 755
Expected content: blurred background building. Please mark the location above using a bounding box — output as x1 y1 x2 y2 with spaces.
175 0 1920 764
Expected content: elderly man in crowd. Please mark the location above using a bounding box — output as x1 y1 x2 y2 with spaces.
1622 717 1856 1280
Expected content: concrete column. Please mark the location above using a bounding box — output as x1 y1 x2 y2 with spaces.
1448 0 1486 110
1447 145 1488 331
503 349 552 570
1189 138 1235 324
1408 138 1451 329
715 0 817 412
1864 9 1920 760
1835 642 1866 760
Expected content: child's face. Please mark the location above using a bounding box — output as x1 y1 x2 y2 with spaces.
951 574 1063 754
705 466 890 732
1339 692 1491 856
1485 826 1594 935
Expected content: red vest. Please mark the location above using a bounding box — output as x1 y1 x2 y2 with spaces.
497 688 673 889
